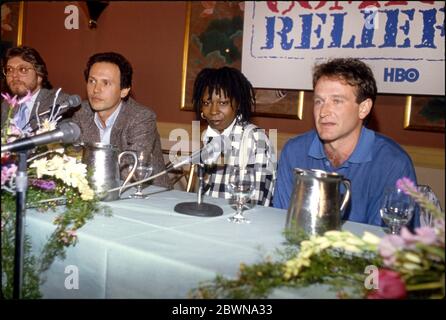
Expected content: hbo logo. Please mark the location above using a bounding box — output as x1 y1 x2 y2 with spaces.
383 67 419 82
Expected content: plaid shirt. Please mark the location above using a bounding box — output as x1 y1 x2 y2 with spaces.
202 120 276 206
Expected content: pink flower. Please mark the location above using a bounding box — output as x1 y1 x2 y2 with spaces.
396 177 417 195
378 234 406 266
1 164 17 185
399 226 438 247
1 90 32 108
400 227 419 246
1 92 17 107
67 229 77 237
367 269 407 299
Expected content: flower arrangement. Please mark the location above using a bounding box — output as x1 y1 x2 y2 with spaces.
1 90 104 299
191 178 445 299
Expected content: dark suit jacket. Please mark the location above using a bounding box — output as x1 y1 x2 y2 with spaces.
1 88 70 132
72 97 170 188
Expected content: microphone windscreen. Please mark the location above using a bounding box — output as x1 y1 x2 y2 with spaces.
57 121 81 144
67 95 81 107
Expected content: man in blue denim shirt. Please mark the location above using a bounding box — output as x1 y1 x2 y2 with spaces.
273 58 419 228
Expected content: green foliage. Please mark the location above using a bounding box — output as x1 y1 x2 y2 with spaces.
198 16 243 64
1 185 105 299
1 209 42 299
190 241 380 299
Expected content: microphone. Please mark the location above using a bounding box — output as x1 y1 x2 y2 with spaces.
1 121 81 153
107 135 231 194
172 136 227 217
38 95 81 117
166 135 229 171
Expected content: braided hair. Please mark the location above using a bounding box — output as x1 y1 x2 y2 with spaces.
192 66 255 123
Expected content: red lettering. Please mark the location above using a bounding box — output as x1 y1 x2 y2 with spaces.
329 1 353 10
384 1 408 6
297 1 312 9
266 1 296 14
266 1 279 13
357 1 381 9
282 1 296 14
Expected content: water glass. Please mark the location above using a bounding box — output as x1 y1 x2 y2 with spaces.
129 151 153 199
227 166 255 224
380 187 415 234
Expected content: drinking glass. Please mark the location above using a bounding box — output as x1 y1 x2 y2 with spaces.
227 166 255 224
380 187 415 234
129 151 153 199
417 185 442 227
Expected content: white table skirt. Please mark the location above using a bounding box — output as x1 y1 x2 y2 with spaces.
25 186 385 299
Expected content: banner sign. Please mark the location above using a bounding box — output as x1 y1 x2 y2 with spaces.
241 1 445 95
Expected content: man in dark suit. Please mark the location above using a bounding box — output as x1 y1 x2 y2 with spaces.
1 46 71 132
72 52 169 188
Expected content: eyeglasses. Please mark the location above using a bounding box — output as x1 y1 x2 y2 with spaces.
3 65 36 77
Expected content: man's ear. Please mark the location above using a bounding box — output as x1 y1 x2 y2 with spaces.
358 98 372 120
37 74 43 87
120 87 131 99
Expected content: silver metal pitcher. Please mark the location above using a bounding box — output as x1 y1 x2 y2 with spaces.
285 168 351 236
82 142 137 201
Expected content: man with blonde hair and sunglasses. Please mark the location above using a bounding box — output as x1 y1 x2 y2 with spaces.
1 46 72 132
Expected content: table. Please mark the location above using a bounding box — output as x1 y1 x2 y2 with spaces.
25 186 385 299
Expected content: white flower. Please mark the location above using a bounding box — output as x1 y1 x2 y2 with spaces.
35 118 57 134
29 154 94 200
362 232 381 245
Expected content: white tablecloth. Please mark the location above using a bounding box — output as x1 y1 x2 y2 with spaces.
26 186 385 299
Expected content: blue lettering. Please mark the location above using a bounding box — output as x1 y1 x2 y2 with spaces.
294 14 312 49
357 10 377 48
257 5 443 53
261 16 275 49
405 68 419 82
395 68 406 81
415 8 437 48
342 35 355 48
278 16 294 50
379 9 399 48
312 13 327 49
398 9 414 48
383 68 395 82
437 7 445 37
383 68 419 82
328 12 347 48
339 13 356 48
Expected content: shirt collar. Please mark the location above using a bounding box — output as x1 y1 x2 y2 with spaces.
203 116 237 141
309 126 374 163
24 89 40 110
94 101 123 130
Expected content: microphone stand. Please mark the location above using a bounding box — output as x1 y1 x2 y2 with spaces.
107 163 223 217
13 151 28 299
173 163 223 217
